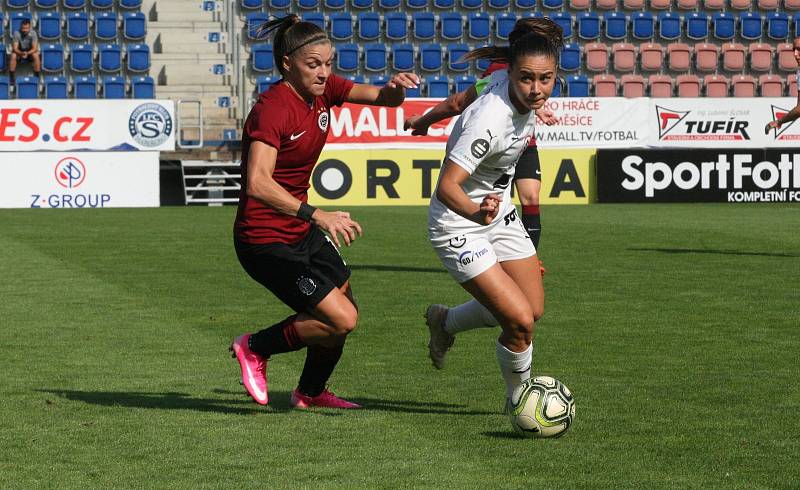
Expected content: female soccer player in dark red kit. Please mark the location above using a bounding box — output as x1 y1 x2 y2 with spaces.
230 14 419 409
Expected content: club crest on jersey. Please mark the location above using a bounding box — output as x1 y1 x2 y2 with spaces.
318 112 329 132
470 129 496 159
297 276 317 296
449 235 467 248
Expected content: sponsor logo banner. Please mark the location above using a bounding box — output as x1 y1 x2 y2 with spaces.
0 100 175 152
308 149 595 205
596 148 800 203
0 152 159 208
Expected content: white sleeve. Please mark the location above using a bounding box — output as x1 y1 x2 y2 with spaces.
446 104 502 175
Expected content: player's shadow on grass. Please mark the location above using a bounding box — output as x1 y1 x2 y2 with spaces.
349 264 446 274
481 431 526 440
346 397 496 415
628 247 798 258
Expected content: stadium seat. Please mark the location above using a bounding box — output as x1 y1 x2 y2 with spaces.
612 43 636 72
412 12 435 40
336 43 359 71
269 0 290 7
379 0 400 7
695 43 719 72
126 43 150 73
38 12 61 41
749 43 773 72
98 44 122 72
515 0 535 6
70 44 93 72
729 0 749 8
67 12 90 40
301 13 325 30
74 75 97 99
593 74 617 96
0 46 5 71
648 74 673 97
42 44 65 73
352 0 374 8
441 12 463 40
686 13 709 40
623 0 644 8
392 43 414 71
325 0 347 7
551 78 562 97
759 74 784 97
552 12 573 39
789 74 798 96
123 12 146 41
658 12 681 41
102 75 125 98
649 0 671 8
731 75 755 97
740 12 762 41
621 74 645 97
0 14 3 39
489 0 510 6
704 74 729 96
36 0 58 7
794 13 800 36
386 13 408 40
420 43 443 71
767 13 789 41
119 0 142 8
247 13 270 40
676 74 700 97
241 0 263 8
132 76 154 99
604 12 628 41
585 42 609 71
476 55 490 72
455 75 476 92
632 12 654 39
711 13 735 41
0 76 10 100
577 12 601 40
679 0 699 5
256 75 279 93
468 13 491 40
721 43 745 71
357 13 380 41
95 12 118 41
364 43 387 71
7 0 30 6
461 0 482 7
346 74 366 84
62 0 85 7
426 75 450 97
560 43 581 71
640 42 664 71
330 13 353 40
372 75 389 86
434 0 455 7
758 0 778 7
496 12 516 40
406 84 422 97
778 43 797 71
91 0 113 7
16 76 39 99
448 43 470 71
10 12 33 34
542 0 564 7
704 0 724 8
566 74 590 96
667 42 692 71
596 0 617 8
571 0 591 9
298 0 320 8
406 0 428 7
44 76 67 99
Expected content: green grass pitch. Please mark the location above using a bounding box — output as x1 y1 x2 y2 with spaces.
1 204 798 488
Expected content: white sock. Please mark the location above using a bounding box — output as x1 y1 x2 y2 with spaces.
444 299 498 335
495 340 533 399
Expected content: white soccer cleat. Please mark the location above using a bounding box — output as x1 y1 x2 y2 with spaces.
425 304 454 370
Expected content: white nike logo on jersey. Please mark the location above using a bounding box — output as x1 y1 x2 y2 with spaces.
290 131 306 141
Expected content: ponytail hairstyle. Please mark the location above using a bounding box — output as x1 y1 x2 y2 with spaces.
256 14 331 75
462 17 564 68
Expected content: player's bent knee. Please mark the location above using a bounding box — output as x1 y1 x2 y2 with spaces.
330 307 358 336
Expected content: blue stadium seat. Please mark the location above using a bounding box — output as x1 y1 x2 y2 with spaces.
441 12 463 40
560 43 581 71
10 12 33 34
516 0 535 6
392 43 415 71
16 76 39 99
420 43 442 71
352 0 373 7
434 0 454 7
686 12 708 40
330 13 353 40
0 46 6 71
42 44 64 72
269 0 290 7
476 54 490 72
712 12 735 40
0 76 9 100
658 12 681 41
38 12 61 41
604 12 628 41
91 0 113 8
62 0 85 8
406 0 428 7
74 76 97 99
346 74 365 83
461 0 481 7
566 74 589 96
448 42 470 71
102 75 125 98
406 84 422 97
767 12 789 40
67 12 90 40
413 12 435 40
302 13 325 30
468 12 491 40
324 0 344 7
247 13 270 40
256 75 279 93
379 0 400 7
577 12 601 40
632 12 654 40
119 0 142 8
298 0 319 8
455 74 476 92
358 12 381 40
551 78 562 97
793 13 800 37
95 12 118 41
542 0 563 8
123 12 146 40
7 0 30 6
496 12 516 40
241 0 263 8
551 12 573 39
70 44 93 72
0 14 3 39
364 43 387 71
489 0 510 7
739 12 762 41
44 76 67 99
131 76 154 99
35 0 58 7
99 44 122 72
425 75 449 97
336 43 359 71
370 75 389 85
386 13 408 40
127 44 150 72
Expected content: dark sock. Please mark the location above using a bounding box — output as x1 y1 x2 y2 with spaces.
247 315 306 358
9 72 15 84
521 205 542 250
297 343 345 397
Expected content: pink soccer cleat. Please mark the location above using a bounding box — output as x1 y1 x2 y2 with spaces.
229 334 269 406
290 389 362 409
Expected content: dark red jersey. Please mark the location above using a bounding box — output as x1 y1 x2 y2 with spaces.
235 74 354 244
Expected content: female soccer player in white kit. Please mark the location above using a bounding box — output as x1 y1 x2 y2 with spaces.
427 18 563 402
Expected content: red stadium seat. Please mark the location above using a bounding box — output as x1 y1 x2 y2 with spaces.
704 74 729 96
789 74 798 96
593 74 618 96
624 0 645 8
621 74 646 97
695 42 720 72
704 0 724 8
786 0 800 9
668 42 692 71
650 0 671 9
649 74 674 97
612 42 637 72
722 43 745 71
732 75 756 97
758 0 778 7
585 42 609 71
777 43 797 72
749 43 774 72
596 0 617 8
676 0 698 8
729 0 750 9
677 74 701 97
570 0 591 8
640 42 664 71
759 74 784 97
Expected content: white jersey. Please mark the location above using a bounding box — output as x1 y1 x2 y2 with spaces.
428 70 537 238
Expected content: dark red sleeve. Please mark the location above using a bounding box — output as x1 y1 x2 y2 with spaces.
246 101 286 150
325 73 355 107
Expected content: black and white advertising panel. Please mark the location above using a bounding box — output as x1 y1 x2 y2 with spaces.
597 149 800 203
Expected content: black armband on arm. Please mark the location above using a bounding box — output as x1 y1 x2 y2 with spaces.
515 145 541 181
297 202 317 222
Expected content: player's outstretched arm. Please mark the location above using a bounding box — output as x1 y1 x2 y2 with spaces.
436 160 500 226
347 73 421 107
765 100 800 134
404 86 478 136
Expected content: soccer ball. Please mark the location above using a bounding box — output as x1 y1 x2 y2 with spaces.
507 376 575 438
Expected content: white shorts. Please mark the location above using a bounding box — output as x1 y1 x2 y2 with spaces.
430 208 536 283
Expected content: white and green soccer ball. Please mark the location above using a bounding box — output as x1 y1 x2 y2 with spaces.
507 376 576 438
